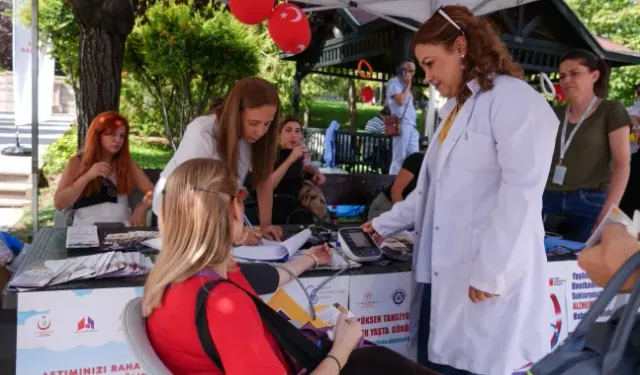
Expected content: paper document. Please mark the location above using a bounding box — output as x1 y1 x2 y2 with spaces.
232 229 312 262
585 206 640 247
66 226 99 249
8 251 154 290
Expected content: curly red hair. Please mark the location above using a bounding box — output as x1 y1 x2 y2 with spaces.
412 5 524 104
75 111 133 197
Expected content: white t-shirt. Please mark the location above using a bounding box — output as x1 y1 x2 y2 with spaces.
152 115 252 214
628 99 640 117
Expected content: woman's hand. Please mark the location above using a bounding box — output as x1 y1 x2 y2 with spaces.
312 171 326 186
142 191 154 207
87 162 111 179
361 221 384 245
309 243 332 266
578 223 640 293
468 286 497 303
239 228 263 246
261 225 282 241
129 206 147 227
332 311 363 351
288 145 306 162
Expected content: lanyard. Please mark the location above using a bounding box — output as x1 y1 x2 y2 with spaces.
559 96 598 164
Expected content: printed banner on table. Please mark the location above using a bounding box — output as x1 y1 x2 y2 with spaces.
348 272 412 356
564 260 629 332
547 261 569 350
16 287 143 375
263 275 350 327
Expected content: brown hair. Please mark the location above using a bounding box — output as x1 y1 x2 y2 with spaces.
76 111 133 196
214 77 280 186
412 5 524 104
559 49 610 98
278 114 303 134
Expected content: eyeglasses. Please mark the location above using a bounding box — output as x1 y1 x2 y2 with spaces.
438 8 465 38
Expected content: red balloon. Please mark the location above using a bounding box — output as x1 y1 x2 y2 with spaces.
553 83 566 102
229 0 273 25
268 3 311 54
360 86 374 103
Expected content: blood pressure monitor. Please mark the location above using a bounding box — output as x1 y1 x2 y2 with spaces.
337 227 382 262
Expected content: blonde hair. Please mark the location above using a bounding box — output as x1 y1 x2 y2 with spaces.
142 158 238 317
215 76 280 186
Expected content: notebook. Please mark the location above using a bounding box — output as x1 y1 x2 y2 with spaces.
232 229 312 262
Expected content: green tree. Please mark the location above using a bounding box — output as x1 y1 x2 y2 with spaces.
567 0 640 105
123 1 260 149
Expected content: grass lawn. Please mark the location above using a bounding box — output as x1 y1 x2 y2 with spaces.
307 100 426 133
9 127 173 243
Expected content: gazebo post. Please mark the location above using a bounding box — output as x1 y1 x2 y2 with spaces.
292 61 308 116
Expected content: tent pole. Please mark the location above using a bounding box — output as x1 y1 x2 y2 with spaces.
31 0 39 236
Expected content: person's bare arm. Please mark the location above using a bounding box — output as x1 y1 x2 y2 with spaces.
54 158 102 210
129 161 154 215
392 83 412 106
596 126 631 226
389 168 415 203
270 156 296 188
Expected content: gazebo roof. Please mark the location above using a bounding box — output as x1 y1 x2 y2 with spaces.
284 0 640 83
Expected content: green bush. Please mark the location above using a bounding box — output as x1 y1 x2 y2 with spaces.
42 126 78 176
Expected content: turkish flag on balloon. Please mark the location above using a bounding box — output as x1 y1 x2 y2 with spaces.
229 0 273 25
268 3 311 54
360 86 374 103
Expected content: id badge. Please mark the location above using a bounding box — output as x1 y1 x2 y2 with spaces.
552 165 567 185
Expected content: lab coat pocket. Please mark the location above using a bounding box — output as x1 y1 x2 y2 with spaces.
462 130 498 172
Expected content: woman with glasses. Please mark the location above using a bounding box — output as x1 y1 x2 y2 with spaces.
54 111 154 226
363 5 558 374
543 50 631 242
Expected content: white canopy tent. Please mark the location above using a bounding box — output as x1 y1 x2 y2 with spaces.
295 0 542 139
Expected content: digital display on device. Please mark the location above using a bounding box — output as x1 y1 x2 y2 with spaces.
349 232 372 247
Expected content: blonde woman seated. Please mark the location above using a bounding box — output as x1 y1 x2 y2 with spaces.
54 112 154 226
143 158 436 375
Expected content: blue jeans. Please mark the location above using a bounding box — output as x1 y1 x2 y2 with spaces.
417 284 480 375
542 190 607 242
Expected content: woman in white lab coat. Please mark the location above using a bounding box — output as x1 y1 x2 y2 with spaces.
363 6 559 375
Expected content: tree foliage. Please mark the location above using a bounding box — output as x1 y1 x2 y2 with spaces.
567 0 640 105
123 1 261 148
0 0 11 70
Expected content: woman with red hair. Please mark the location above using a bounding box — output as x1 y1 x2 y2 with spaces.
54 111 154 226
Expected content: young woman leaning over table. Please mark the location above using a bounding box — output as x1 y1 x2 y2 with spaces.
53 111 154 226
543 49 631 242
143 158 439 375
151 76 282 245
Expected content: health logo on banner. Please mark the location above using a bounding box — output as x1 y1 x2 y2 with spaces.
349 272 412 357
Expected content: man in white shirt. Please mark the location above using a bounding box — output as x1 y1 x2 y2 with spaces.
386 60 419 174
628 83 640 130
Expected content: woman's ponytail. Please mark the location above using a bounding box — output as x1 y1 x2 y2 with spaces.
594 58 610 99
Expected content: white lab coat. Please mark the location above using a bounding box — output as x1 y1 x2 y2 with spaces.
372 76 559 375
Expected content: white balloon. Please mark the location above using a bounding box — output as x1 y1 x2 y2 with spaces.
285 4 303 22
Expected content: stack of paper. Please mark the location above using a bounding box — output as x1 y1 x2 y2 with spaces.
232 229 312 262
101 231 160 251
66 226 100 249
9 251 153 291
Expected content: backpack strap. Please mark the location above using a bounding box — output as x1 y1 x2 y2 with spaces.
195 279 226 372
195 278 325 373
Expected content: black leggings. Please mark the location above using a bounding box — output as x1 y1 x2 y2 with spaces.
341 346 440 375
